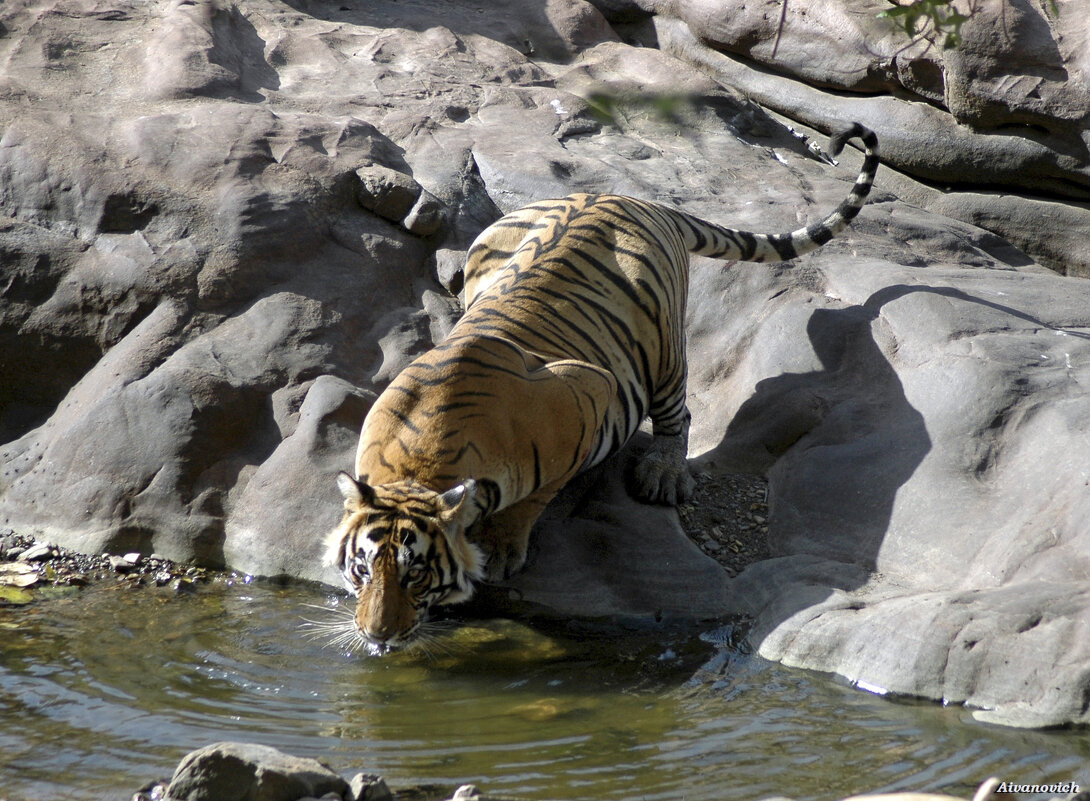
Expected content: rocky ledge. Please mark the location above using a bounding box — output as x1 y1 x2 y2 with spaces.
0 468 769 606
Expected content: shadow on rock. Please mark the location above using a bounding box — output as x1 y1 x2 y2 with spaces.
708 280 1090 657
279 0 619 62
721 286 931 612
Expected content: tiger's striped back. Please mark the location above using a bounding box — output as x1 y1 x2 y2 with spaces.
460 122 880 474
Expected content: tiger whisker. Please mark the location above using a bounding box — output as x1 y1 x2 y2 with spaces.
298 603 372 655
299 603 465 661
403 619 464 660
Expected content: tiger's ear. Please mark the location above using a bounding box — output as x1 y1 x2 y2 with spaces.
437 479 484 582
337 471 374 509
437 479 481 529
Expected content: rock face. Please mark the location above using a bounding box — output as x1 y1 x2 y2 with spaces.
2 0 1090 727
604 0 1090 277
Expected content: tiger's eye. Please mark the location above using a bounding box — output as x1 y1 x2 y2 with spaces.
406 565 427 584
351 556 370 582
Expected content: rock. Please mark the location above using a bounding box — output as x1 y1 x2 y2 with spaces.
687 256 1090 727
353 164 446 236
476 440 732 623
165 741 349 801
638 0 1090 275
355 165 424 224
131 778 169 801
0 561 39 588
402 190 446 237
347 774 392 801
18 542 54 562
108 554 136 573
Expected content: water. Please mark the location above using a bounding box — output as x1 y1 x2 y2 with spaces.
1 579 1087 801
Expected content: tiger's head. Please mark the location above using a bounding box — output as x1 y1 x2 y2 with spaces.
324 471 485 655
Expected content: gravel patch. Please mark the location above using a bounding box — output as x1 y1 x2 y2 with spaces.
0 529 218 603
678 472 770 577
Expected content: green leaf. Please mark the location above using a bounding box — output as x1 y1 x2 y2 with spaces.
0 585 35 605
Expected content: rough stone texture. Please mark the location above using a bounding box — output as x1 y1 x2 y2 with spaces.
166 741 349 801
2 0 1090 728
474 440 731 622
687 258 1090 728
601 0 1090 277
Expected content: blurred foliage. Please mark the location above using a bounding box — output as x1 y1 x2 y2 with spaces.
878 0 1059 50
879 0 978 49
583 91 690 127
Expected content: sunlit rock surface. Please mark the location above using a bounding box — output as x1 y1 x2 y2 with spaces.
2 0 1089 726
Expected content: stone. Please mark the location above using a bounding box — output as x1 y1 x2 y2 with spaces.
131 779 169 801
18 543 54 562
347 774 393 801
402 189 446 237
165 741 349 801
640 0 1090 275
475 440 732 623
108 555 135 573
355 164 423 224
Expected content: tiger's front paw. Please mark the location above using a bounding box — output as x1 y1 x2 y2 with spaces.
483 539 528 582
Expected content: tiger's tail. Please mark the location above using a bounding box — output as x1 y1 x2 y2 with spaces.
675 122 879 263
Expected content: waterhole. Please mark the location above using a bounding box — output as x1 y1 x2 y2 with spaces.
1 580 1087 800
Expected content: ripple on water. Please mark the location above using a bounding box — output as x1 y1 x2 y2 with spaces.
1 581 1088 801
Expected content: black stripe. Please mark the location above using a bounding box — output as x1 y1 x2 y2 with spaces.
531 442 542 490
388 408 421 434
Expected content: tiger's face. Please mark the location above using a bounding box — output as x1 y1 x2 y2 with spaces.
325 472 484 655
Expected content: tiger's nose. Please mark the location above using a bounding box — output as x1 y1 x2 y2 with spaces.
365 624 393 643
361 615 401 647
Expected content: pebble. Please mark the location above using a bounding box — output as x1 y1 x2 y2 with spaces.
109 555 135 573
678 472 770 576
20 543 55 562
349 774 393 801
0 532 214 602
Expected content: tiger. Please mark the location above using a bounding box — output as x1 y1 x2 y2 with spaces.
326 122 879 654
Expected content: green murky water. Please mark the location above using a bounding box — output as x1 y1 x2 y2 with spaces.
1 580 1087 801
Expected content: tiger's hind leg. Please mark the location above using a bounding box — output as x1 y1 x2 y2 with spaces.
632 354 695 506
631 412 695 506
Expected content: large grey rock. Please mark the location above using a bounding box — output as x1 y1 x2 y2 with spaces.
686 257 1090 727
477 441 732 622
2 0 1090 728
166 741 349 801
